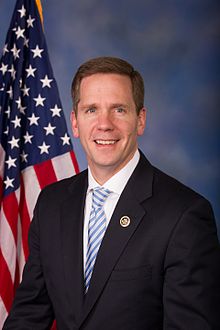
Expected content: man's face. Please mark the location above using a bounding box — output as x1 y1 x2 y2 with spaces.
71 73 146 182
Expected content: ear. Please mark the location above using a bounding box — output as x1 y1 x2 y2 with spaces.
70 110 79 138
137 107 147 136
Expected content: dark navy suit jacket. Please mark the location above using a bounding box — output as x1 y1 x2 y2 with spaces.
4 152 220 329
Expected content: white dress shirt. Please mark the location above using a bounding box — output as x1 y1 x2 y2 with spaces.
83 149 140 273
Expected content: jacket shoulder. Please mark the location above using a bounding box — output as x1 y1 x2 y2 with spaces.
137 151 212 214
153 165 207 204
37 169 88 204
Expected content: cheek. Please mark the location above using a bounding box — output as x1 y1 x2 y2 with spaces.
76 124 92 143
120 120 139 136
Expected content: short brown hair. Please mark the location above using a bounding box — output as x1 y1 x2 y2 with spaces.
71 56 145 114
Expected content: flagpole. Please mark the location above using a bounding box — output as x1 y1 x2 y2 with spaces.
35 0 43 25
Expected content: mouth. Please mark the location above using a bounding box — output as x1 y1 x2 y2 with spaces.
94 139 118 145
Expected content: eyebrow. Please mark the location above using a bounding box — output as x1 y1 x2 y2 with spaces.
78 103 129 111
79 103 97 110
110 103 129 109
79 103 129 109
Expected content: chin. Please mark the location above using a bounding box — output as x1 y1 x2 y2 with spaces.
94 157 119 168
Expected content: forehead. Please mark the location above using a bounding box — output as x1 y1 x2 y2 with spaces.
79 73 133 95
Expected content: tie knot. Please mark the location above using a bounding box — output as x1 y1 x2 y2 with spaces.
92 187 111 209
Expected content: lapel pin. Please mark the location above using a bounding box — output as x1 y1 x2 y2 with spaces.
120 216 130 228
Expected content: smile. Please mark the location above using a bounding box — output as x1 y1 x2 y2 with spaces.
95 140 117 145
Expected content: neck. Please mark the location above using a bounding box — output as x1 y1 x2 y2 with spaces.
88 150 138 185
89 167 118 186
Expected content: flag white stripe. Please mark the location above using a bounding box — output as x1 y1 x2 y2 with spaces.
17 216 26 282
0 297 8 329
52 152 76 180
0 143 5 178
0 209 16 281
15 189 26 282
21 166 41 219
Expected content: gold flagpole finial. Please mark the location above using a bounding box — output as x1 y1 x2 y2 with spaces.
35 0 43 25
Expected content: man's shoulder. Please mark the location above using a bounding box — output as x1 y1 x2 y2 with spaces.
38 169 88 203
136 153 215 235
153 165 204 203
138 151 210 207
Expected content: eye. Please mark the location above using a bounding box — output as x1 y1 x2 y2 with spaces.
86 107 96 114
115 107 125 113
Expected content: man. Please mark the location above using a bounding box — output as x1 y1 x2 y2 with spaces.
4 57 220 329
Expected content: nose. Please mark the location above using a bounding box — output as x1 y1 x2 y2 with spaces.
97 110 114 131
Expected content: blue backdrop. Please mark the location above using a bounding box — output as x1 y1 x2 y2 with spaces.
1 0 219 236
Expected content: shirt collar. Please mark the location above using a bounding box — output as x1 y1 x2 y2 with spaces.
88 149 140 195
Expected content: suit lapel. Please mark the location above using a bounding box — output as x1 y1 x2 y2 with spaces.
60 171 88 322
81 152 154 325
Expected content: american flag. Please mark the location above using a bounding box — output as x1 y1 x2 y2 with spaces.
0 0 79 326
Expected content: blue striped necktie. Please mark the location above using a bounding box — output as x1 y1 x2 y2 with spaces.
85 187 112 292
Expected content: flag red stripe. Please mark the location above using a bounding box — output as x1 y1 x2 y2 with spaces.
34 160 57 189
19 177 31 260
0 248 14 313
70 150 80 174
2 193 19 244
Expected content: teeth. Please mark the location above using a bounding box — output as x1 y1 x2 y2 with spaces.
96 140 116 145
